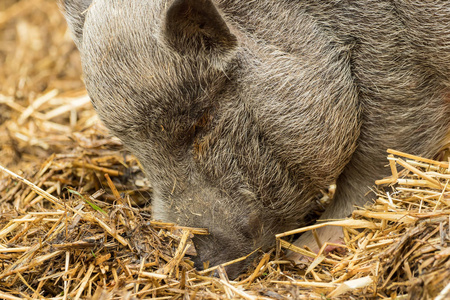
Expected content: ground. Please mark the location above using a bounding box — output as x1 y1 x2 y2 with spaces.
0 1 449 299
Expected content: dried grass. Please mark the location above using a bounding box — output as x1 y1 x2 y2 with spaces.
1 1 449 299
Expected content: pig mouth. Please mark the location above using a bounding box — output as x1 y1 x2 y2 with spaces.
190 234 260 279
192 255 257 280
190 247 258 280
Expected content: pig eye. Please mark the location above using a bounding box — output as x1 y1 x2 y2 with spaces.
191 110 212 159
189 110 211 137
195 110 211 128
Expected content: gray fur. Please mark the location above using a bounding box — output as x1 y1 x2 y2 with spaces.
62 0 450 277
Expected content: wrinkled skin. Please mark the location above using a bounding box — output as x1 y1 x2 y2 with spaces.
62 0 450 278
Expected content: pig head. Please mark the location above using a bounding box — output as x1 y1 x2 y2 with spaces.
62 0 450 277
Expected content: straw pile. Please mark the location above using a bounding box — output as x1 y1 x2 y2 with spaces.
1 1 449 299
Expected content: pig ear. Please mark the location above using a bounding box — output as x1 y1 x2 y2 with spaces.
163 0 237 63
60 0 92 49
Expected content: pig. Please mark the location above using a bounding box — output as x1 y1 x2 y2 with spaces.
62 0 450 277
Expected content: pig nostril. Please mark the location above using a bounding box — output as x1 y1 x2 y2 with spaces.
193 257 204 271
